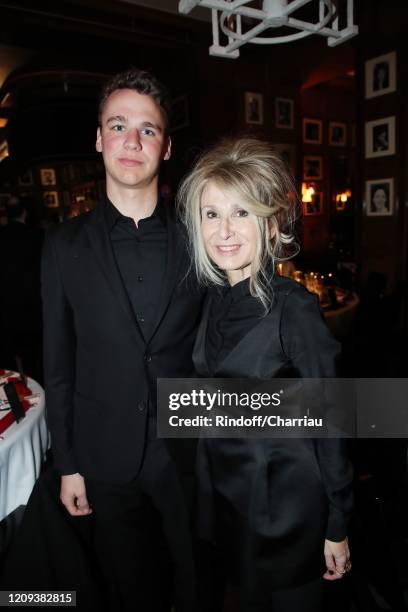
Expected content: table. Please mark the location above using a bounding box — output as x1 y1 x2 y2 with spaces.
0 374 49 521
324 292 360 339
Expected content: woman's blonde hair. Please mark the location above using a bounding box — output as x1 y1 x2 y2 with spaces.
177 137 300 310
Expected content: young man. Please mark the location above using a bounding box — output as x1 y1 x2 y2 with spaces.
41 69 203 611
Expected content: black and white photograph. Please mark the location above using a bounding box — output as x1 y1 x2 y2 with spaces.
329 122 347 146
275 97 294 129
18 170 34 187
43 190 59 208
40 168 57 186
365 51 397 99
304 191 323 215
365 116 395 158
303 155 323 180
366 178 394 216
303 118 322 144
244 91 263 125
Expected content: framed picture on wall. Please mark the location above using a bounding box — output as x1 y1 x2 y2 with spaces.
40 168 57 186
275 98 294 129
303 119 322 144
304 191 323 216
303 156 323 180
365 51 397 99
244 92 263 125
365 116 395 158
0 193 11 207
43 191 59 208
365 178 394 216
171 95 190 131
18 170 34 187
329 122 347 146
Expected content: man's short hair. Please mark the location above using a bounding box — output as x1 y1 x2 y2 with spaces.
98 68 171 133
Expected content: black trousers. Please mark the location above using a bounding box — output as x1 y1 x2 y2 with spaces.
240 578 324 612
197 542 323 612
200 578 324 612
85 418 196 612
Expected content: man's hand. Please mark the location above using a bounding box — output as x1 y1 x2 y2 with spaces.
323 538 351 580
60 473 92 517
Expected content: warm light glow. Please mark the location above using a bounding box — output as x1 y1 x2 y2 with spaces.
302 182 315 203
0 140 9 162
336 190 352 204
0 118 8 128
0 93 12 107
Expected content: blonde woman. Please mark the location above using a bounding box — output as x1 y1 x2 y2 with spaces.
178 138 352 612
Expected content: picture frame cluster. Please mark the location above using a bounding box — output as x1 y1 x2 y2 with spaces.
244 92 294 129
364 50 397 216
302 119 348 147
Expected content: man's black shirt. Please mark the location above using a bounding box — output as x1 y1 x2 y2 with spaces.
104 198 167 340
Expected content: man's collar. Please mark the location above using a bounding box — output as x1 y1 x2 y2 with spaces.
103 197 167 230
104 197 122 231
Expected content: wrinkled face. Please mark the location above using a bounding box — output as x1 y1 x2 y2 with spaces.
373 188 387 209
96 88 171 193
200 181 259 286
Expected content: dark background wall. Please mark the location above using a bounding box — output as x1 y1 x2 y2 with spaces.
0 0 407 312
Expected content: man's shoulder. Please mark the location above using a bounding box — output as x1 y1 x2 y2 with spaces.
45 206 101 243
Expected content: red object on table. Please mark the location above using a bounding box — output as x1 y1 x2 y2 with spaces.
0 375 32 435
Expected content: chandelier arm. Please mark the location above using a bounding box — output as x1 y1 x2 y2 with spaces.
220 2 333 44
219 11 272 48
179 0 358 55
287 12 335 34
284 0 319 17
251 30 312 44
199 0 266 20
293 23 343 38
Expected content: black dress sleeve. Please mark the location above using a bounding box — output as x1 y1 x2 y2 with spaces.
280 285 353 541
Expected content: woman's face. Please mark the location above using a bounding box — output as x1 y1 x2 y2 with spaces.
373 188 387 210
200 181 259 286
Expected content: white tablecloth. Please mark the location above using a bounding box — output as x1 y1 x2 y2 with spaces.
0 376 49 521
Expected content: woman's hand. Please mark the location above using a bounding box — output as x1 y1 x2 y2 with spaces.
323 538 351 580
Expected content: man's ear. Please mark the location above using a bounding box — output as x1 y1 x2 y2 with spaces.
96 127 102 153
163 136 172 161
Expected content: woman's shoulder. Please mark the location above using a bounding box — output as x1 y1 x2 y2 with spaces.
272 275 318 306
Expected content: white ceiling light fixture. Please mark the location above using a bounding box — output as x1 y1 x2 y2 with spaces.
178 0 358 59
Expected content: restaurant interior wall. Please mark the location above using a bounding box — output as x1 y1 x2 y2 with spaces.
357 0 408 314
0 0 407 325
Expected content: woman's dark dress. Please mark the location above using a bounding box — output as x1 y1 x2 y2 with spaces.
193 275 353 604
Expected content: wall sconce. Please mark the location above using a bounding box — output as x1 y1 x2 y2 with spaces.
335 190 352 210
301 182 315 203
0 140 9 162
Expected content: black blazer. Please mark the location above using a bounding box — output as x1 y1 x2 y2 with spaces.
193 276 353 590
41 202 204 484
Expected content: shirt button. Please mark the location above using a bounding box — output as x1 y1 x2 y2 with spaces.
138 316 145 323
137 276 143 282
138 402 146 412
144 354 152 363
